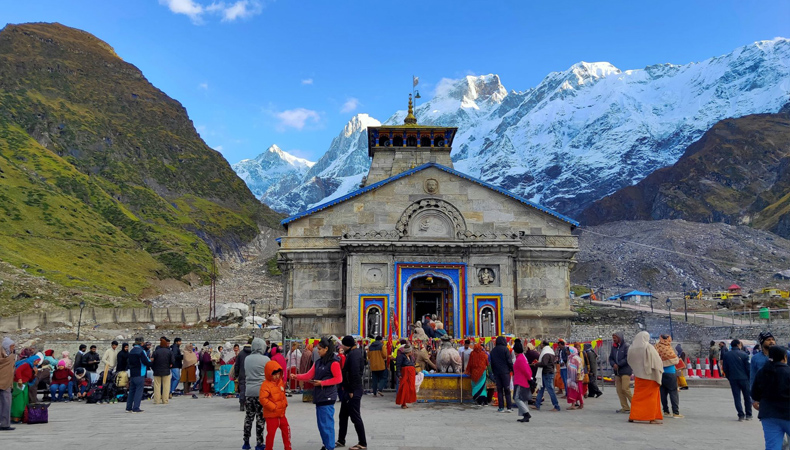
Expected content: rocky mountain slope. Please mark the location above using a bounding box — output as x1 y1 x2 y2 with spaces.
0 22 282 305
571 220 790 294
579 104 790 238
245 39 790 217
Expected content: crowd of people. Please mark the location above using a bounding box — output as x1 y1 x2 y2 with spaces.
1 329 789 449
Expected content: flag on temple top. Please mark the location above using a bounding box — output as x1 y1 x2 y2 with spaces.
413 76 419 87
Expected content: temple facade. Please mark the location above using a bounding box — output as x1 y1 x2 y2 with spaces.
278 96 579 340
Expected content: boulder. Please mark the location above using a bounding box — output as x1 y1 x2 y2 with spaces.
243 315 266 327
216 303 250 322
266 314 282 327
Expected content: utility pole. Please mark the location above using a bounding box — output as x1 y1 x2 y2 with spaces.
209 249 217 322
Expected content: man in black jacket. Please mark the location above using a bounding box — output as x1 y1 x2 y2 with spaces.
73 344 86 372
337 335 367 450
609 331 633 413
126 337 152 413
234 340 252 411
83 345 101 383
169 337 183 397
151 337 174 405
722 339 752 421
490 336 514 413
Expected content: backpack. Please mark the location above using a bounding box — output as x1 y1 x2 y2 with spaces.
86 387 103 404
115 371 129 388
102 382 117 400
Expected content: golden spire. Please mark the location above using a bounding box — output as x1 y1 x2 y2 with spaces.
404 93 417 125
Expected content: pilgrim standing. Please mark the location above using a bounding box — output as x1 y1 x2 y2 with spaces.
627 332 664 424
293 337 343 450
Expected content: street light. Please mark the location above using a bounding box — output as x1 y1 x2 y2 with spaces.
250 299 257 335
666 297 674 339
681 282 688 322
77 300 86 340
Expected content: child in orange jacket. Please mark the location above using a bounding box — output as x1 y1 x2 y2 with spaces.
259 361 291 450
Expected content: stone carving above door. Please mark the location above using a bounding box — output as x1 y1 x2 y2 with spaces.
396 198 466 239
477 266 499 286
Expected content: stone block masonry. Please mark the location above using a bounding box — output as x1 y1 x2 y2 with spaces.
0 306 211 333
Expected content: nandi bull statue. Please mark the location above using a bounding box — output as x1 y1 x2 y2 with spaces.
436 334 462 373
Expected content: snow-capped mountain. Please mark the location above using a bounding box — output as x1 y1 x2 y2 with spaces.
241 38 790 217
232 145 314 199
259 114 380 213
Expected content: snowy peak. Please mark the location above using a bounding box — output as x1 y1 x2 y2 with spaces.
341 113 381 138
565 61 621 86
255 145 314 171
232 145 315 199
433 74 508 109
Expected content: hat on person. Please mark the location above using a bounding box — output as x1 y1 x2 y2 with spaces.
57 360 66 367
341 336 355 348
44 349 54 357
759 331 775 345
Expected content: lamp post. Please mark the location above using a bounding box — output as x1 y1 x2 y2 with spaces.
666 297 674 339
250 299 257 335
77 300 86 340
681 281 688 322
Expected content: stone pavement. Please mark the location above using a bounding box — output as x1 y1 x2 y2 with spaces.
0 388 763 450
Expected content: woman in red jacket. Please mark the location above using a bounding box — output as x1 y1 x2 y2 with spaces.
50 360 75 402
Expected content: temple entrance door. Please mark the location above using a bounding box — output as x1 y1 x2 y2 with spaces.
407 275 453 336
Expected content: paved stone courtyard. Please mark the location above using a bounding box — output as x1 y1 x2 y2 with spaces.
0 387 763 450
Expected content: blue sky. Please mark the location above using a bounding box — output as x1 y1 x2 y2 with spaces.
3 1 789 164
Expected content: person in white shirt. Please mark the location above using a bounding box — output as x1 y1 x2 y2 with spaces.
458 339 472 371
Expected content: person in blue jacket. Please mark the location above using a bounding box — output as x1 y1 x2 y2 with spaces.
126 337 152 413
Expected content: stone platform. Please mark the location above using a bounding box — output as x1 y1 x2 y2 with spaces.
417 372 472 402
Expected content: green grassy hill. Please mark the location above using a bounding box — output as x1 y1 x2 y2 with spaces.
0 23 282 313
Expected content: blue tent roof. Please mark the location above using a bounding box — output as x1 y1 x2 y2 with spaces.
608 290 653 300
280 162 579 227
623 290 653 297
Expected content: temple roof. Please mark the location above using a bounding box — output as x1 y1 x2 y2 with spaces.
280 162 579 227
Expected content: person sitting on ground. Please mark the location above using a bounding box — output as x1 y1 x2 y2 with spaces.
73 368 89 400
259 361 292 450
30 359 52 403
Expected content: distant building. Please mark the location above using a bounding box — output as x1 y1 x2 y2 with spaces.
277 96 579 339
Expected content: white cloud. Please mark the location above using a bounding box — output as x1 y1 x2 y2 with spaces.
214 145 224 151
160 0 264 24
159 0 205 24
199 82 209 90
301 78 314 85
275 108 321 131
340 97 360 113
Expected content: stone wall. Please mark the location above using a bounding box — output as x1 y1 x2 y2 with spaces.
0 306 210 333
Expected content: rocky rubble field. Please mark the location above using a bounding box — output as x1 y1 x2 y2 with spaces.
572 219 790 295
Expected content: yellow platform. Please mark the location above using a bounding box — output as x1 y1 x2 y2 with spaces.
417 372 473 403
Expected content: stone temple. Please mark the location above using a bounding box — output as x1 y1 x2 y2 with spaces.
277 96 579 340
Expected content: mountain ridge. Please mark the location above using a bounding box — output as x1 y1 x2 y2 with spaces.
0 22 282 310
242 38 790 217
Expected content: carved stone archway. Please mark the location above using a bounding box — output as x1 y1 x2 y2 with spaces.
395 198 467 239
